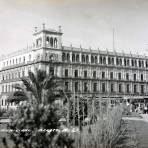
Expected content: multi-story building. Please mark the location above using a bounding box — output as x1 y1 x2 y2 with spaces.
0 24 148 109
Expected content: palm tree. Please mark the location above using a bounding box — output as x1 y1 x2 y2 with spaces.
4 70 74 148
8 70 63 105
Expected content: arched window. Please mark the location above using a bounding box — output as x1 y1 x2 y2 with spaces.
72 54 75 62
67 53 70 62
76 54 79 62
116 58 119 65
46 36 49 44
139 60 141 67
50 37 54 47
54 38 57 48
82 55 85 63
119 59 122 66
91 56 94 63
103 57 106 64
2 99 3 106
111 58 114 65
62 53 66 62
95 56 97 63
86 55 89 63
124 59 126 66
135 60 137 67
141 61 144 67
127 59 129 66
100 56 103 64
108 57 111 65
146 61 148 68
132 59 134 66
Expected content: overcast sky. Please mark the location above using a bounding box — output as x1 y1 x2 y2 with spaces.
0 0 148 55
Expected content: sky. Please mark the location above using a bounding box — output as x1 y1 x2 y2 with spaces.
0 0 148 55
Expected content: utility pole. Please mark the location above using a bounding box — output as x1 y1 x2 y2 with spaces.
113 28 115 50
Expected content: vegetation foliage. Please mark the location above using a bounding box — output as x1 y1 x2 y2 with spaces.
3 70 74 148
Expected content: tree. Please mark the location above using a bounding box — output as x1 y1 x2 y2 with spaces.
3 70 74 148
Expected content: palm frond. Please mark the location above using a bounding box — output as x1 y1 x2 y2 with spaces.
36 70 46 84
12 84 23 90
28 71 37 85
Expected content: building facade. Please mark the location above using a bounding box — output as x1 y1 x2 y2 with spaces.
0 24 148 109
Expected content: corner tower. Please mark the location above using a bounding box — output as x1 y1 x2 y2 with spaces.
33 23 63 50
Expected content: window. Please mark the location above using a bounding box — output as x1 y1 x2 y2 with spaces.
126 73 129 80
126 84 130 93
65 82 69 91
134 85 137 93
50 67 54 76
102 83 106 92
141 85 144 94
134 74 136 81
62 53 66 61
91 56 94 63
75 82 78 92
65 69 68 77
84 70 87 78
95 56 97 63
54 38 57 48
119 59 122 66
46 37 49 44
141 74 143 81
119 84 122 93
111 58 114 65
50 37 53 47
2 99 3 106
103 57 106 64
84 82 88 92
102 72 105 79
111 84 114 92
132 60 134 66
93 71 96 78
76 54 79 62
93 83 97 92
86 55 89 63
118 73 121 80
139 60 141 67
108 57 111 65
74 70 78 78
116 58 119 65
127 59 129 66
82 55 85 63
124 59 126 66
100 56 103 64
67 53 70 62
72 54 75 62
110 72 113 79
